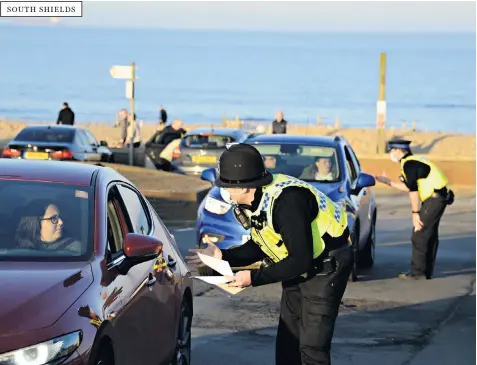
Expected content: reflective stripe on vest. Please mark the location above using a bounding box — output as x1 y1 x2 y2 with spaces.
245 174 348 264
400 155 448 201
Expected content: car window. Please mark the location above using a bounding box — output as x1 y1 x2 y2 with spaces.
181 134 235 149
347 145 361 173
0 180 93 261
251 143 341 183
15 127 75 143
238 132 250 142
75 130 89 147
116 185 151 235
84 130 99 146
107 191 125 254
344 146 358 182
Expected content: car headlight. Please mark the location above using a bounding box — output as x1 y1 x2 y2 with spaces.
0 331 82 365
204 197 231 215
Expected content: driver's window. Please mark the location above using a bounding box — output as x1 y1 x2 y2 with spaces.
75 130 89 147
344 147 358 183
107 189 125 254
84 130 99 146
348 146 361 173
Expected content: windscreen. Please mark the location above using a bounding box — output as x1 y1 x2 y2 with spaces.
0 180 93 261
181 134 235 149
252 144 341 183
14 128 75 143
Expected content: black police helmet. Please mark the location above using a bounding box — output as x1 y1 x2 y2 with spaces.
215 143 273 188
385 139 412 153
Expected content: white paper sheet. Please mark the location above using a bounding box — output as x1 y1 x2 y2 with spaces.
191 276 232 285
191 276 244 296
197 253 234 277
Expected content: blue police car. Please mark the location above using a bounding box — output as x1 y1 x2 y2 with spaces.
196 134 377 281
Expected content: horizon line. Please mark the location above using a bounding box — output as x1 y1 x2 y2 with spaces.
0 22 475 34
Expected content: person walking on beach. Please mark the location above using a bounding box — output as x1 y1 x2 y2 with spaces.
118 108 129 147
272 110 287 134
126 112 141 148
158 106 168 128
56 102 75 125
375 139 454 280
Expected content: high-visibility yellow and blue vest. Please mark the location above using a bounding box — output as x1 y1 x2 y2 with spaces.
400 155 448 202
244 174 348 263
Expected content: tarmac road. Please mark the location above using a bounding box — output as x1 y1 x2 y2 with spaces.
170 193 476 365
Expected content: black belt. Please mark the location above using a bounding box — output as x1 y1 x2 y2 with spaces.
260 241 352 277
309 241 352 276
431 187 447 199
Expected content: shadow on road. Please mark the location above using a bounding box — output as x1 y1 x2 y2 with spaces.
191 292 476 365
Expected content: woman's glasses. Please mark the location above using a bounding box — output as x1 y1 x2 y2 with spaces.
40 214 60 225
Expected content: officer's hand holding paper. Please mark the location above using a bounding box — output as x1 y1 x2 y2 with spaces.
186 235 246 295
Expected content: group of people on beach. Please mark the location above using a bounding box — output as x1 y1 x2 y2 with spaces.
56 100 292 149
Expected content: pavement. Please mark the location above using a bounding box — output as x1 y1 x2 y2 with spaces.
170 193 476 365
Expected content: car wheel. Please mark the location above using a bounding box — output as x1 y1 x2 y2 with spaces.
349 226 359 282
108 155 115 163
173 300 192 365
358 211 376 268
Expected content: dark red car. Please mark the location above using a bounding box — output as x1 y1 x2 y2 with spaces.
0 159 193 365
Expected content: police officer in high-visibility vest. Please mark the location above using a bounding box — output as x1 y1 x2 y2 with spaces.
187 143 353 365
375 139 454 280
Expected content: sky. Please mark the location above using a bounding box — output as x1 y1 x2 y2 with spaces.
1 1 476 32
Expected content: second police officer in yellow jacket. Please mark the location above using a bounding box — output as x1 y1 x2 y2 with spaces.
187 143 353 365
375 139 454 280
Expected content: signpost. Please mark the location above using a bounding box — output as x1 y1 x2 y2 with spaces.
376 53 387 154
110 63 137 165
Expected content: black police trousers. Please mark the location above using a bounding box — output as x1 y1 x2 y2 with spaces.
275 246 353 365
411 194 448 278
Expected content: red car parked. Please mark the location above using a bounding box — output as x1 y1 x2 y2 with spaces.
0 159 193 365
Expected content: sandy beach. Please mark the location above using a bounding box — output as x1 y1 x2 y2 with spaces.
1 119 475 159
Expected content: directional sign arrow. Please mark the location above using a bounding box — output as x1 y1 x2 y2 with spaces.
110 65 133 79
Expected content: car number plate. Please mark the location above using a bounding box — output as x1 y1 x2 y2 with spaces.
192 155 217 164
24 152 49 160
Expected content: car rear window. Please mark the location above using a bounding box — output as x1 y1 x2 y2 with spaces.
181 134 235 149
15 128 75 143
0 180 94 262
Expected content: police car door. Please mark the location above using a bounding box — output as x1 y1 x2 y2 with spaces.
345 145 370 246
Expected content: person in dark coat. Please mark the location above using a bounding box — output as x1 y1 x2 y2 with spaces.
56 102 75 125
272 110 287 134
158 106 168 127
160 118 186 146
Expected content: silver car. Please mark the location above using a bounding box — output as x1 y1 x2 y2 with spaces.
171 128 251 176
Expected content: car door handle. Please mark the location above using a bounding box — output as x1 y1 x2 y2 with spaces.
146 272 156 287
167 255 177 268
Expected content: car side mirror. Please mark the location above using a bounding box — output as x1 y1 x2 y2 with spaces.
354 172 376 194
100 140 108 147
201 167 217 183
123 233 163 267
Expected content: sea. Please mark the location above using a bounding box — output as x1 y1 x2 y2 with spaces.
0 25 475 133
